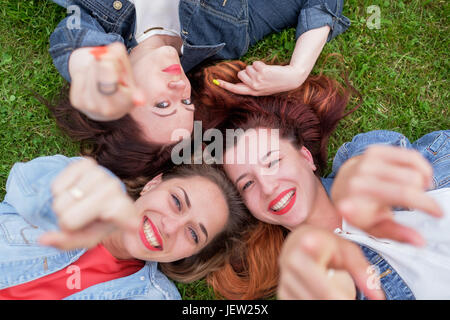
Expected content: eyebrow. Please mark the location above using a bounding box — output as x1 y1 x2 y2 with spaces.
178 187 191 209
178 187 209 242
234 149 280 185
199 223 208 242
235 173 248 185
261 149 279 161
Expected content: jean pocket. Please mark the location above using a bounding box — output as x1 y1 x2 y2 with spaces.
0 217 43 246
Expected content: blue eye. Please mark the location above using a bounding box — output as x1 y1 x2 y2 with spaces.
242 181 253 191
189 227 199 244
155 101 170 108
181 98 192 105
171 194 182 211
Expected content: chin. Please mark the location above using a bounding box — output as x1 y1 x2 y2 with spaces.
283 210 308 229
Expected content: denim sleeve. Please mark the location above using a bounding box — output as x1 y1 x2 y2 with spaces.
3 155 77 228
49 6 125 82
296 0 350 41
328 130 412 178
3 155 125 228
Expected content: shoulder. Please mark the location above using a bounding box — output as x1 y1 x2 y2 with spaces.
330 130 411 175
6 155 82 195
145 261 182 300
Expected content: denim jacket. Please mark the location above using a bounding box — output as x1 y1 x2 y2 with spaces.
0 155 181 300
320 130 449 299
49 0 350 81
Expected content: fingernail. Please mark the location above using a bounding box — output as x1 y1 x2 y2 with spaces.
133 97 145 107
90 46 108 60
212 79 220 86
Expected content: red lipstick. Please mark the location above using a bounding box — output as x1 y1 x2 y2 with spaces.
268 188 296 215
139 217 163 251
162 64 182 75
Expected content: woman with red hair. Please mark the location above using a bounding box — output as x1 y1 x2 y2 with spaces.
193 61 450 300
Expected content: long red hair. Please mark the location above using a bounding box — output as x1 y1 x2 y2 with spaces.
190 60 361 299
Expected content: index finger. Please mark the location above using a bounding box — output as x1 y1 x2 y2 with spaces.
214 79 258 96
94 43 145 106
336 239 386 300
366 146 434 188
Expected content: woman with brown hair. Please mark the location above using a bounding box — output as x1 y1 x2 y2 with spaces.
0 154 253 299
47 0 351 180
192 61 449 300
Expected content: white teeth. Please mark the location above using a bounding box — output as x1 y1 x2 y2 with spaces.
143 219 161 248
271 190 295 211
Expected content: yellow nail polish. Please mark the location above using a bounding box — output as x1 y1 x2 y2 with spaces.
212 79 220 86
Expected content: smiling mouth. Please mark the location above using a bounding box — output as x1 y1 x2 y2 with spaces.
139 217 163 251
268 188 296 215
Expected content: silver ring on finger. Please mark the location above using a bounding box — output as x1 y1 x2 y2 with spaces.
97 81 119 96
327 268 336 278
69 187 84 200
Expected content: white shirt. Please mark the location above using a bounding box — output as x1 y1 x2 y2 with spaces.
129 0 181 44
336 188 450 299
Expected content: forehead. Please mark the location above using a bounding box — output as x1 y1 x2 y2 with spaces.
225 127 300 168
225 128 281 165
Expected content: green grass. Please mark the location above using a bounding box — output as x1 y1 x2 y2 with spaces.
0 0 448 299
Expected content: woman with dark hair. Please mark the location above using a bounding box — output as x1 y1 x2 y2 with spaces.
47 0 350 179
0 154 252 299
192 62 449 300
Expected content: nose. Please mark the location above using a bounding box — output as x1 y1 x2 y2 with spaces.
160 215 184 237
168 79 186 91
258 175 279 196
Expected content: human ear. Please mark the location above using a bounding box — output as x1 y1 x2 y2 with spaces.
140 173 163 195
299 146 317 171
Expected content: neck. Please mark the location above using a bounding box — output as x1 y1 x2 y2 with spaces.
130 34 182 62
304 179 342 232
101 231 134 260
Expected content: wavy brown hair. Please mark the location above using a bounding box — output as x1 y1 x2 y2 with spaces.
189 60 361 299
46 86 175 181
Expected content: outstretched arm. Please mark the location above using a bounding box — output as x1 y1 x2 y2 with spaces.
215 25 330 96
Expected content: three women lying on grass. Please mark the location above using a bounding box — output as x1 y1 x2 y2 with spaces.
3 59 448 300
